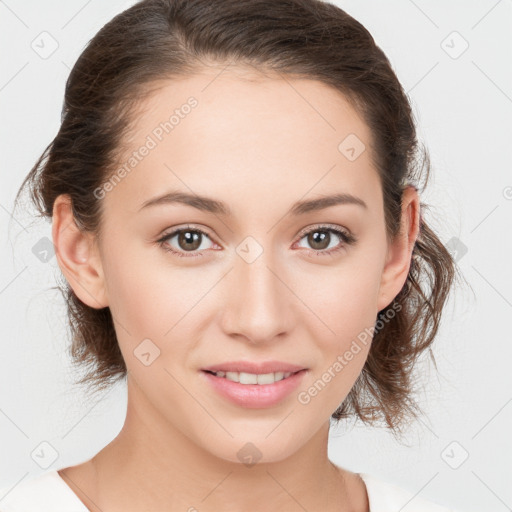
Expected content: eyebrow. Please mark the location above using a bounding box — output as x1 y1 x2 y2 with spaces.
138 190 367 215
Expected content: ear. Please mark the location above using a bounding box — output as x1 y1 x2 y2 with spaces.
377 185 420 312
52 194 109 309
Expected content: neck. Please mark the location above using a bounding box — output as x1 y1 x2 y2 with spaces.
67 378 363 512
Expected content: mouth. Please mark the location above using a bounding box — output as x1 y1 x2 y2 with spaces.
200 368 308 408
202 369 303 385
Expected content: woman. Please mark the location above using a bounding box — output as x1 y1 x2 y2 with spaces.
2 0 461 510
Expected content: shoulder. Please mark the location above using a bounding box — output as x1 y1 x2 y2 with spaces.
358 473 460 512
0 471 88 512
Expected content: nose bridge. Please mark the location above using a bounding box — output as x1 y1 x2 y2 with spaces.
221 238 292 343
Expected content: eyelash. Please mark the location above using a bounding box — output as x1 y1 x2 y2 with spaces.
156 224 357 259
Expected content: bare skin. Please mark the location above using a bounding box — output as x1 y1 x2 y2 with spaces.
53 64 419 511
58 424 370 511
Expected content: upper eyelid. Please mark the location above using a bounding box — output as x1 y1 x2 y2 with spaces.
161 225 212 241
296 223 350 238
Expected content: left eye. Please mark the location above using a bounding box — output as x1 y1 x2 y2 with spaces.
294 225 356 256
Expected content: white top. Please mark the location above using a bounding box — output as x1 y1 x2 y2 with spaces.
0 470 459 511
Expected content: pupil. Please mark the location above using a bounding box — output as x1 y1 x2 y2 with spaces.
179 231 201 251
309 231 329 250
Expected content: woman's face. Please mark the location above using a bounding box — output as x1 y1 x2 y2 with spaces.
60 66 417 464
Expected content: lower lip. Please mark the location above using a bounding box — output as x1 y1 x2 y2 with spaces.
200 370 307 408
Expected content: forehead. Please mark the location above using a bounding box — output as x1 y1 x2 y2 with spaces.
105 67 381 220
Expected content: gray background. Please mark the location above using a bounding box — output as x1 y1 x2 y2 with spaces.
1 1 511 511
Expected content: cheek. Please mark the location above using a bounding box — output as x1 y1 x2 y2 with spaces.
293 250 383 405
296 270 377 413
101 237 182 328
299 260 381 341
101 243 217 362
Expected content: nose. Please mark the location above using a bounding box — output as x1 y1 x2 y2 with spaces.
219 250 295 345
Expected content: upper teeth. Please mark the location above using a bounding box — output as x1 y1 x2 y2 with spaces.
214 371 293 384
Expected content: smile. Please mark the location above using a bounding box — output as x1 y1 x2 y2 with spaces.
204 370 296 385
201 369 307 408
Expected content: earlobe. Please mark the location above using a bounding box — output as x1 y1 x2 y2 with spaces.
52 195 109 309
377 186 420 311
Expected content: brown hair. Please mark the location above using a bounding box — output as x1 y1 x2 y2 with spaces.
14 0 461 438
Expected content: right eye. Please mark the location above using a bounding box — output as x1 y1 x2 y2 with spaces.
156 225 219 258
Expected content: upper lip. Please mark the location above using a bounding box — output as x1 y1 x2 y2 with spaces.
202 361 306 374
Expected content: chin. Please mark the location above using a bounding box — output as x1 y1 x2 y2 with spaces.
199 428 308 467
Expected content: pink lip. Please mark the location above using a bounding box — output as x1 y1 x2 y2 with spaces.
200 368 308 409
202 360 306 374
